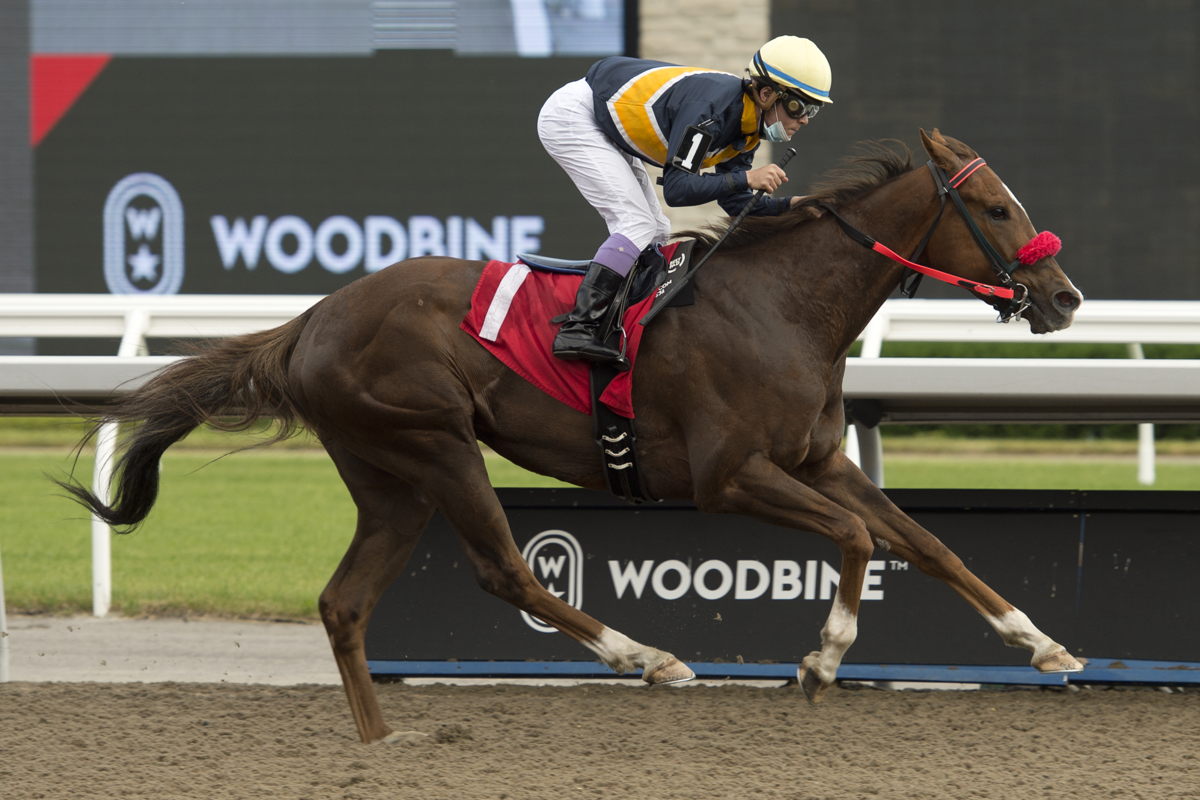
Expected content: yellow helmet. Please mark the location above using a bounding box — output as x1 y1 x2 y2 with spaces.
748 35 833 104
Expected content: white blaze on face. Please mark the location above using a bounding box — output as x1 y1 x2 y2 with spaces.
1002 180 1084 300
1001 181 1029 219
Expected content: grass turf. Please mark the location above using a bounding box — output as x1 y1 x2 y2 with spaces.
1 419 1196 618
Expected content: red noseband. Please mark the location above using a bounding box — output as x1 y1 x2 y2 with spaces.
1017 231 1062 265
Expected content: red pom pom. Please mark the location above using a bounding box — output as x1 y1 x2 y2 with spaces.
1017 231 1062 265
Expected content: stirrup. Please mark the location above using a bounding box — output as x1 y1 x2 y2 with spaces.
553 341 630 371
589 324 631 371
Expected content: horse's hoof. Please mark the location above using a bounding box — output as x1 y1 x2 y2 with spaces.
643 656 695 685
798 654 832 704
1033 648 1085 673
378 729 429 745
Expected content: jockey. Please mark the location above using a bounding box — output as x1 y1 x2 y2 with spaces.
538 35 833 367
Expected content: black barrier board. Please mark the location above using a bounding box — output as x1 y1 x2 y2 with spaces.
366 489 1200 668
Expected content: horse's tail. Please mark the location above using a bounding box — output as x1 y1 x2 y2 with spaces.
57 310 315 531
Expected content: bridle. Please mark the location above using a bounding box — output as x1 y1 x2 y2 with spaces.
816 157 1060 323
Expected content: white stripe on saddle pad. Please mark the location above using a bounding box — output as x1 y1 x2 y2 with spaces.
479 263 532 341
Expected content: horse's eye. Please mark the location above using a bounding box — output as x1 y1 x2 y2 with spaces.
987 206 1008 221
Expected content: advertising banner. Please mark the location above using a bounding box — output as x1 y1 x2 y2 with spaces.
366 489 1200 669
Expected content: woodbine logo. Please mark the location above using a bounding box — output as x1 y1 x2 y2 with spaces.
104 173 546 293
608 558 887 602
521 530 584 633
519 529 888 632
210 214 545 274
103 173 185 295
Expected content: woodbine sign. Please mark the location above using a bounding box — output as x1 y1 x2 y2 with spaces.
366 488 1200 671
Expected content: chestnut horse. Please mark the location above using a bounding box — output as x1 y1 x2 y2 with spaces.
61 130 1084 743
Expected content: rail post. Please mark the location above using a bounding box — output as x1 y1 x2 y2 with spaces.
1 544 10 682
91 308 151 617
1128 343 1156 486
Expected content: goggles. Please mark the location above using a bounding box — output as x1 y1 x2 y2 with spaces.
778 91 821 120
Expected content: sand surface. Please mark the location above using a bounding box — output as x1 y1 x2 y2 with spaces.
2 615 1197 799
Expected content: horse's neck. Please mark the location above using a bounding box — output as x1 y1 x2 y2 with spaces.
792 167 939 355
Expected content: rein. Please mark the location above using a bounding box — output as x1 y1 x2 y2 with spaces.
817 157 1061 323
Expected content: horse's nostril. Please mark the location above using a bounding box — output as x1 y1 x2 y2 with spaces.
1054 291 1081 311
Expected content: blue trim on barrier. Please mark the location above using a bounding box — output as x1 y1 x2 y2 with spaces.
368 658 1200 685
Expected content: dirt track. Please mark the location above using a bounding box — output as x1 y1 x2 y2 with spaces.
2 681 1197 799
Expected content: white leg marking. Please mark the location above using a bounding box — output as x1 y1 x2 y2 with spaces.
585 627 656 674
986 608 1060 658
812 599 858 678
988 609 1084 671
585 627 695 684
986 608 1083 672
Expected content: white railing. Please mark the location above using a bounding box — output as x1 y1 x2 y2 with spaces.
1 294 323 617
0 293 324 342
847 299 1200 487
3 294 1200 617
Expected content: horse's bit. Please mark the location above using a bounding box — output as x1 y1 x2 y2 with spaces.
817 157 1061 323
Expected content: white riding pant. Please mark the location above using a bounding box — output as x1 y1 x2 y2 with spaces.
537 78 673 251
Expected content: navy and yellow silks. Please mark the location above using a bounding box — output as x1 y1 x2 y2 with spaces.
600 66 761 167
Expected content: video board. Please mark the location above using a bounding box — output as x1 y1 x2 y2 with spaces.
32 0 633 295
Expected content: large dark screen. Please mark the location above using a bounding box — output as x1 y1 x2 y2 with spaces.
771 0 1199 300
29 0 631 295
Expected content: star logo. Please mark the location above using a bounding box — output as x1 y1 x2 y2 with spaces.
127 244 161 282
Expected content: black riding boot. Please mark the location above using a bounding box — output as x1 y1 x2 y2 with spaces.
552 262 629 369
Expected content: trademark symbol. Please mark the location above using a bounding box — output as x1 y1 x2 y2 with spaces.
888 560 909 571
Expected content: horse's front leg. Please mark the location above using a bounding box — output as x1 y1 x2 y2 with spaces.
693 452 876 702
809 450 1084 675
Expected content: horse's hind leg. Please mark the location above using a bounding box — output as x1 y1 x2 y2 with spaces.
430 440 694 685
319 445 436 744
812 452 1084 675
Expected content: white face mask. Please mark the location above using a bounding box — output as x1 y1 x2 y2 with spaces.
762 105 793 143
763 118 792 143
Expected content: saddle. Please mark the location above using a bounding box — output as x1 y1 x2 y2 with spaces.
517 250 678 311
464 242 696 504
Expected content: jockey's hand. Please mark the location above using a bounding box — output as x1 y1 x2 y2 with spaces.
746 164 789 193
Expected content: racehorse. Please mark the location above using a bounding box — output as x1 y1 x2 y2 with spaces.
60 129 1084 744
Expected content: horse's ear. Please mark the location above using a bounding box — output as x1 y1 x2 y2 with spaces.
920 128 959 171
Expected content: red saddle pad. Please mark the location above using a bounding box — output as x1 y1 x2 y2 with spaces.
460 247 677 418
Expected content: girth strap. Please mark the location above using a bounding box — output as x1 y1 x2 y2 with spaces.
589 364 655 503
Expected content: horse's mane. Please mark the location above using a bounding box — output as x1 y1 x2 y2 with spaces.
682 139 916 250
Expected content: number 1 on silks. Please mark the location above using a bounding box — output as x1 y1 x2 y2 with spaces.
671 126 713 174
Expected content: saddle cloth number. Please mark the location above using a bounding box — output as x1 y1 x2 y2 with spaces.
671 126 713 174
